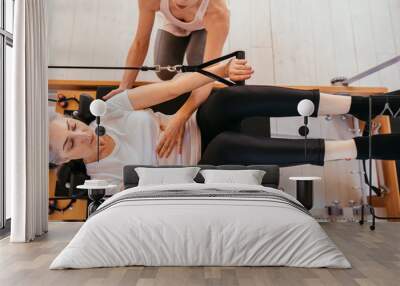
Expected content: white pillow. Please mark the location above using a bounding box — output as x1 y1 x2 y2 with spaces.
200 169 266 185
135 167 201 186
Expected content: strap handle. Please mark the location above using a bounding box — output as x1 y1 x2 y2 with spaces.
180 50 246 86
234 51 246 86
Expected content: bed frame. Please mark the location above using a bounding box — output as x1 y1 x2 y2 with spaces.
123 165 280 189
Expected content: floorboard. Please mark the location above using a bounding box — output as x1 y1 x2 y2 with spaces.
1 222 400 286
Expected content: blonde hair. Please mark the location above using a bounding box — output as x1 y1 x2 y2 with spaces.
48 108 68 166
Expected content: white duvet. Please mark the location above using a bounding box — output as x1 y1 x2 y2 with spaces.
50 183 350 269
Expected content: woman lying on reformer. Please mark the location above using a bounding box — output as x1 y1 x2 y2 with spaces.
49 58 400 185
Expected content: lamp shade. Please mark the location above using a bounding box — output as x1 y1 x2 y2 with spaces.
297 99 315 117
90 99 107 117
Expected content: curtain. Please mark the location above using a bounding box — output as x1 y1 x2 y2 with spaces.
8 0 48 242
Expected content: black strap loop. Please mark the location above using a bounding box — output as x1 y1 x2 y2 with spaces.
182 51 241 72
361 124 383 196
179 51 245 86
196 69 236 87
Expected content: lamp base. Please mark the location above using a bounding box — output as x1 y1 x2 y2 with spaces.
289 177 321 210
87 188 106 216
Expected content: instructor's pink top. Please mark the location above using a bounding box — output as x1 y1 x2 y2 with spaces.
159 0 210 36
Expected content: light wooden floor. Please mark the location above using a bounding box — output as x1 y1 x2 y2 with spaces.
0 222 400 286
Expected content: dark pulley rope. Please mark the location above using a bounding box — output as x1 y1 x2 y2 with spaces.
48 51 246 86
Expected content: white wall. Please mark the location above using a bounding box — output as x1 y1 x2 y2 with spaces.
47 0 400 211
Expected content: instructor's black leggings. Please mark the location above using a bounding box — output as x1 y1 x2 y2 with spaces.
196 85 325 166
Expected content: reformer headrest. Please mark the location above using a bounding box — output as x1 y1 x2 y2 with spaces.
54 160 90 197
72 94 96 125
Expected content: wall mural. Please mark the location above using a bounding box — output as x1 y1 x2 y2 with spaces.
47 0 400 222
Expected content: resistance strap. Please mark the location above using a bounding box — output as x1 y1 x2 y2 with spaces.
361 89 400 196
178 51 245 86
48 51 246 86
361 117 383 197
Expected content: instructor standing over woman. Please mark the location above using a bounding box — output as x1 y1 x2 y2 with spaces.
105 0 230 159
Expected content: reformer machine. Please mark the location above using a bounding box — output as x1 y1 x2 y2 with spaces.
331 54 400 230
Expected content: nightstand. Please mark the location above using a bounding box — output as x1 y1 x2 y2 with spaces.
77 181 117 216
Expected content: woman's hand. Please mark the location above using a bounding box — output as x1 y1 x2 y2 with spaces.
226 59 254 82
157 115 187 158
103 87 127 100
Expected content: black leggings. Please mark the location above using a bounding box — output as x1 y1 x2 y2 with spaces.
196 85 325 166
196 85 400 165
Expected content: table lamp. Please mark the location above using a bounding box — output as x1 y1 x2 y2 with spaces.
89 99 107 162
297 99 315 161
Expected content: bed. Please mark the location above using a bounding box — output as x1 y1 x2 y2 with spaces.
50 165 350 269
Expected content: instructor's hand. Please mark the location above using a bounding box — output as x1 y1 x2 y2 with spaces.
157 115 186 158
103 87 127 100
226 59 254 82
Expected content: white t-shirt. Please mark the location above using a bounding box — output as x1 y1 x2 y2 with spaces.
86 91 201 188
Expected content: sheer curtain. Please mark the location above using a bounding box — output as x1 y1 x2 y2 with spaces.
8 0 48 242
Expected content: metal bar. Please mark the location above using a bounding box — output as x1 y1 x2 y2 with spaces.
0 28 12 40
1 0 4 30
352 117 367 221
5 36 12 46
345 55 400 85
369 96 374 230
